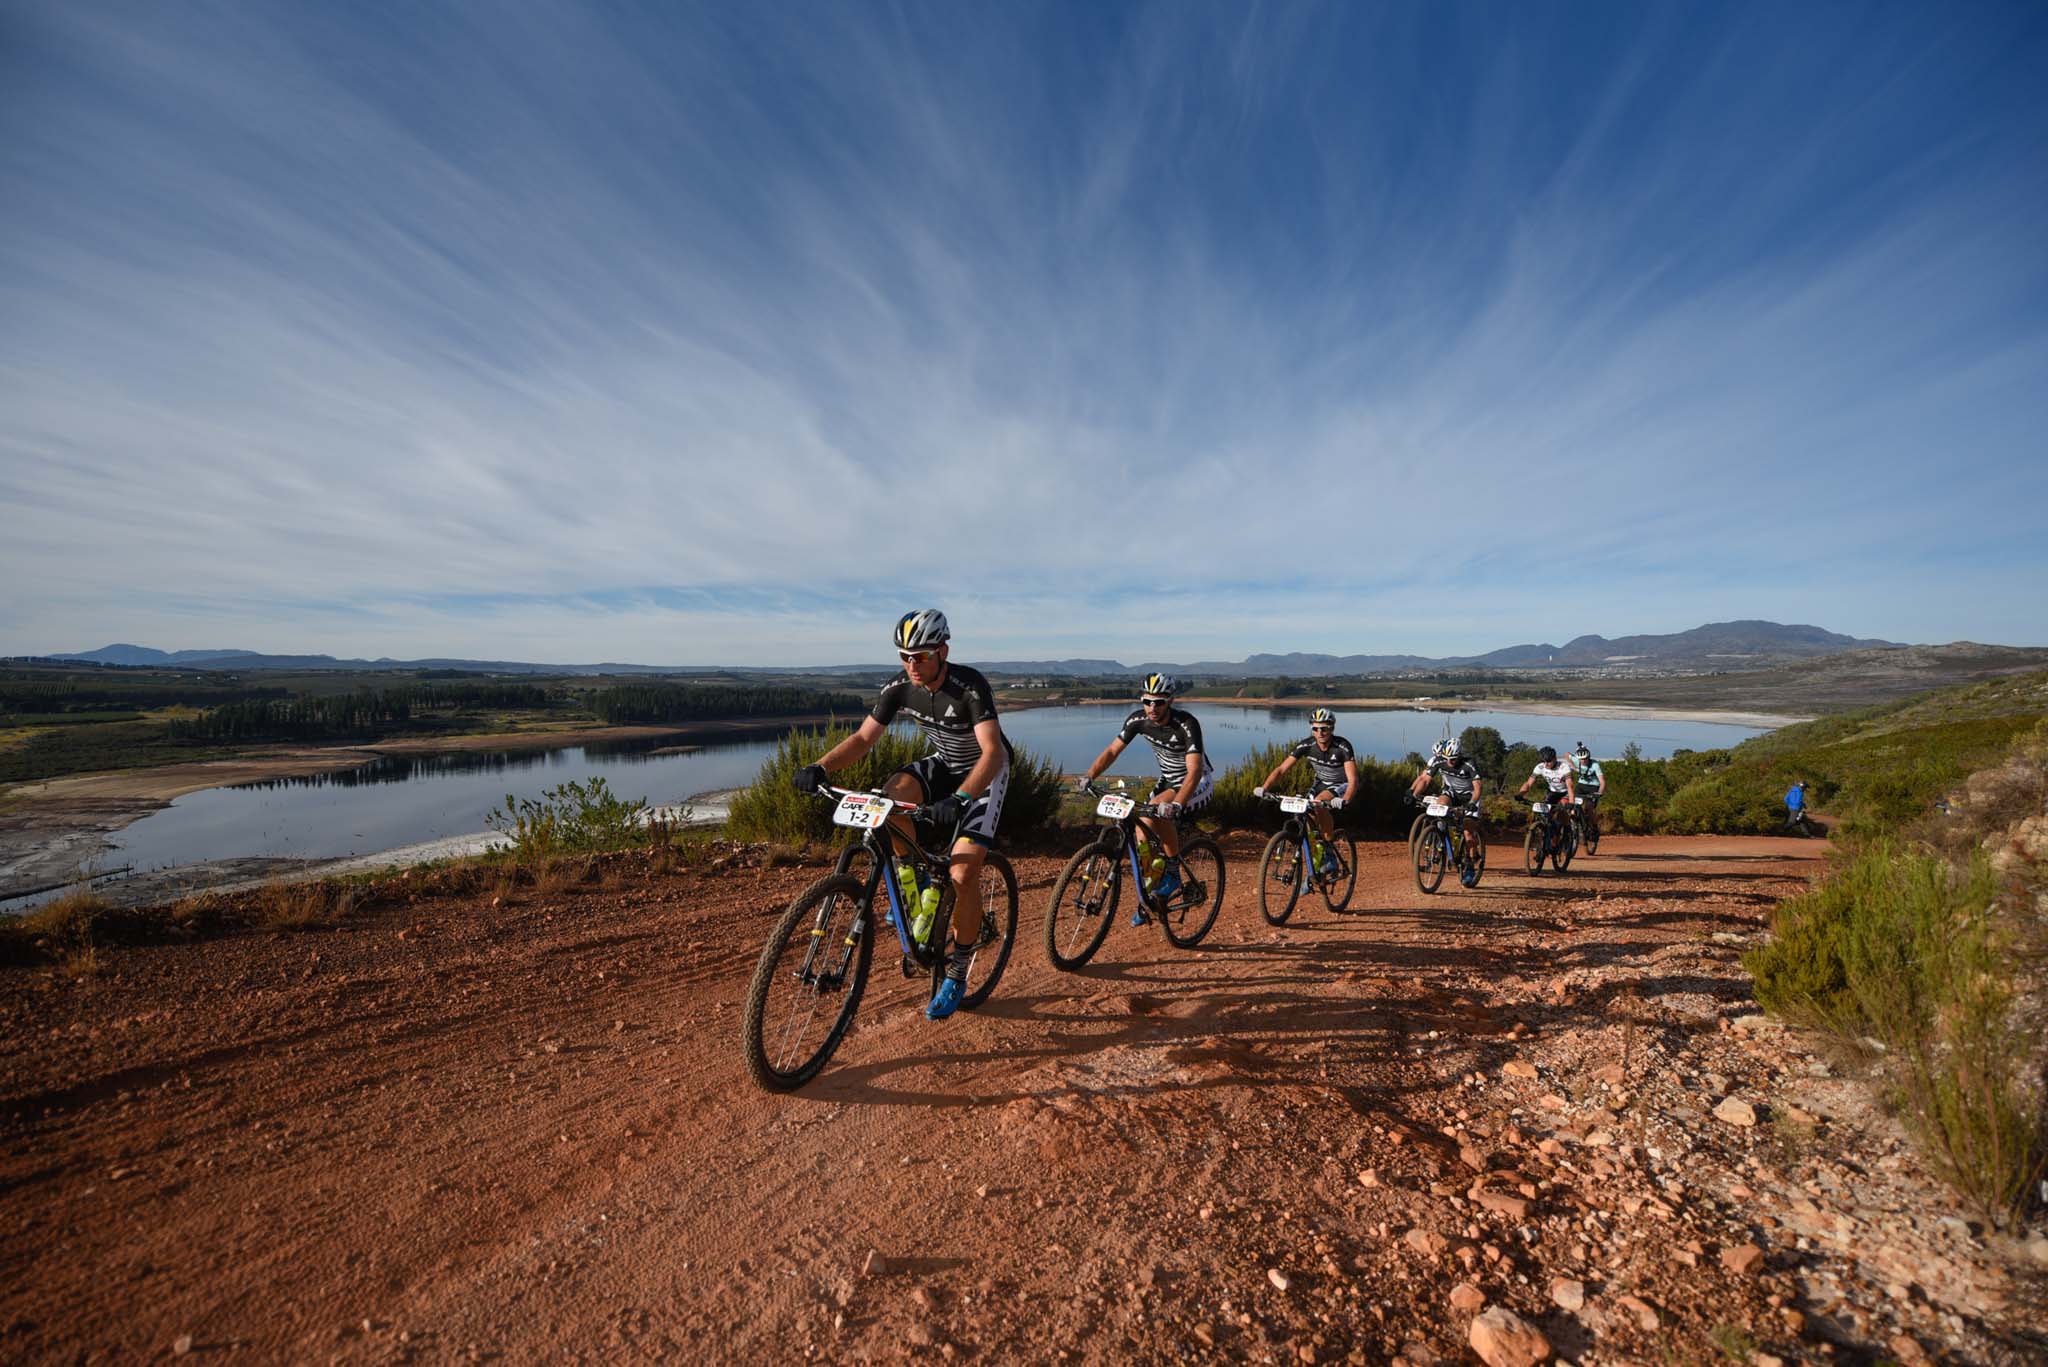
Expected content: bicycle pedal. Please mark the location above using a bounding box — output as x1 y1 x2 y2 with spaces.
899 954 920 980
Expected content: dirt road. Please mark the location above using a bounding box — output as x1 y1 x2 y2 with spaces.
2 835 2038 1363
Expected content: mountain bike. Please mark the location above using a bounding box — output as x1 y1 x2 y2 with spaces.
1256 793 1357 924
1406 794 1486 893
1522 795 1577 875
1043 782 1226 970
740 785 1018 1091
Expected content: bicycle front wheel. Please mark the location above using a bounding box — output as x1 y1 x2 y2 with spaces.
1045 839 1122 970
932 852 1018 1010
1461 823 1487 887
1523 823 1546 876
1161 837 1225 947
1554 824 1576 872
1406 811 1429 859
742 874 875 1092
1258 829 1304 925
1319 832 1358 912
1413 828 1448 894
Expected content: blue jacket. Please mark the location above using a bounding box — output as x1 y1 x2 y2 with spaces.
1786 784 1806 810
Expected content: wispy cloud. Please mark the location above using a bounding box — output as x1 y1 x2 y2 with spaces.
3 2 2044 662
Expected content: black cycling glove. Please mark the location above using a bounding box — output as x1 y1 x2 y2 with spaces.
793 763 827 794
929 791 974 829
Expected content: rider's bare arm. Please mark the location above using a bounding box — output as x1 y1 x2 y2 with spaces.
961 718 1006 800
1261 754 1297 790
1338 759 1360 805
1173 753 1203 807
1082 736 1126 784
817 716 888 773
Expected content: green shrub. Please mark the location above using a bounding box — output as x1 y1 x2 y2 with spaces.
724 722 1064 846
486 776 649 859
1749 839 2045 1225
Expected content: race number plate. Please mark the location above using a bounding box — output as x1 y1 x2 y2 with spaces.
831 792 893 829
1095 793 1136 820
1278 795 1311 814
1531 803 1550 815
1425 800 1449 817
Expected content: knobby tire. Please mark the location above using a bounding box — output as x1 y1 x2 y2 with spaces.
930 852 1018 1010
1258 828 1304 925
1045 839 1122 971
741 873 875 1092
1160 836 1226 947
1318 831 1358 912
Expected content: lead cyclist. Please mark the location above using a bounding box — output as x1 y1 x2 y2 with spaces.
793 609 1012 1021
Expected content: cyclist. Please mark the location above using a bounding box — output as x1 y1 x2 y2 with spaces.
1409 737 1484 882
793 609 1011 1021
1515 745 1579 831
1785 779 1809 830
1078 673 1213 921
1570 743 1605 835
1254 708 1359 876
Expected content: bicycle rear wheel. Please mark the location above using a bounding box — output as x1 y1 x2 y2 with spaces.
742 874 875 1092
1258 829 1304 925
931 852 1017 1009
1523 823 1545 876
1582 810 1600 855
1045 839 1122 970
1160 837 1225 947
1319 832 1358 912
1413 828 1448 894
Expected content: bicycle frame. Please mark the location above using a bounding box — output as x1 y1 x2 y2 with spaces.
820 784 946 962
1080 783 1174 902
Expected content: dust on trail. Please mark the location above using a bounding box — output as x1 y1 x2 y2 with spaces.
2 835 2040 1363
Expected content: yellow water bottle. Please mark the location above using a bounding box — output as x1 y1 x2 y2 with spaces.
912 885 941 944
896 864 919 918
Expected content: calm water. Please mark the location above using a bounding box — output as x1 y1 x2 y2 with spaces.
94 704 1763 877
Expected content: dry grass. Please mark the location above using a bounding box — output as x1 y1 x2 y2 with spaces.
259 879 359 931
4 888 110 973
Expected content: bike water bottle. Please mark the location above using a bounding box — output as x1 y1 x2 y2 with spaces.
895 864 919 920
911 885 940 944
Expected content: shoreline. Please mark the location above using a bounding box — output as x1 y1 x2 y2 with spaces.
1169 695 1809 728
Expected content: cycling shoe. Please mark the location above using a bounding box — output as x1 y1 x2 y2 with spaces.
925 976 965 1021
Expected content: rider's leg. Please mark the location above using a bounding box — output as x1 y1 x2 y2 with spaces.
1142 799 1182 859
881 770 927 864
946 840 985 946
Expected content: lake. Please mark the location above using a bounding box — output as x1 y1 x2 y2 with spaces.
88 703 1765 879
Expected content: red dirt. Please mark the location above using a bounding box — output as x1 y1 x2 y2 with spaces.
3 834 2041 1364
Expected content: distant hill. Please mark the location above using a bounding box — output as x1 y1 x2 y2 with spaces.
39 620 1925 679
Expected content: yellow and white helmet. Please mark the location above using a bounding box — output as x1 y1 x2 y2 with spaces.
1140 672 1179 699
1309 707 1336 726
893 609 950 651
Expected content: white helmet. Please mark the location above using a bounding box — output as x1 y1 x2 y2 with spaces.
1442 737 1462 759
893 609 950 651
1140 672 1179 699
1309 708 1336 726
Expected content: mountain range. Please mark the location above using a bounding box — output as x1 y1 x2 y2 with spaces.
40 621 1907 677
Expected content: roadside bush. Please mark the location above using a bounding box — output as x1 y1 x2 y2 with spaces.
1749 833 2046 1226
486 776 649 860
0 888 108 970
724 723 1064 846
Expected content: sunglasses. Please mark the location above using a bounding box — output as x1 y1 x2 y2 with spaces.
1311 726 1333 734
899 649 941 665
1140 697 1171 707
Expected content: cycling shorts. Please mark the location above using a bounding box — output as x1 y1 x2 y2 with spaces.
894 754 1008 846
1150 766 1216 814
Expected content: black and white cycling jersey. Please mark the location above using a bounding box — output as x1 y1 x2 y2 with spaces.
870 663 1010 774
1115 706 1212 787
1291 735 1356 791
1427 756 1480 799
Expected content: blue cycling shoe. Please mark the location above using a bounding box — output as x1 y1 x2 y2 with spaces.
925 976 965 1021
1152 869 1183 902
1129 907 1150 927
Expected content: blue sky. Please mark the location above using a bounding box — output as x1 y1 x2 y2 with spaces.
2 2 2044 665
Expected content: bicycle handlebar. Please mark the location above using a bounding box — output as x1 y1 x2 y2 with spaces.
814 783 930 819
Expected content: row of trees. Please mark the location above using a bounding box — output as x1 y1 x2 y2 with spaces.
585 683 863 725
165 682 550 741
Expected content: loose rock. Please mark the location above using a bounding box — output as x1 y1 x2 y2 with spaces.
1468 1306 1550 1367
1449 1282 1485 1311
1713 1097 1758 1128
1549 1277 1585 1312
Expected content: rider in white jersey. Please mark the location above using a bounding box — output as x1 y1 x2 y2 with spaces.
1516 745 1579 810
